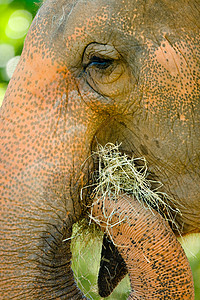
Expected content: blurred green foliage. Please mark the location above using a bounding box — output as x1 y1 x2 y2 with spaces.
0 1 200 299
181 235 200 299
0 0 41 104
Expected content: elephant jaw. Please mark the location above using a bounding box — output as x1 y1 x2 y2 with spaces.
91 194 195 299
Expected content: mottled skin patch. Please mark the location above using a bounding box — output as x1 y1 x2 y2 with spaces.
0 0 199 298
92 195 194 299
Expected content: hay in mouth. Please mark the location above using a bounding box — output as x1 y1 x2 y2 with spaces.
71 143 183 298
88 142 182 236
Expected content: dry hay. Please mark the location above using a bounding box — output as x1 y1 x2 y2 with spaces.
88 142 182 237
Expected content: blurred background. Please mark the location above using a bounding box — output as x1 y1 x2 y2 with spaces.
0 0 200 298
0 0 40 105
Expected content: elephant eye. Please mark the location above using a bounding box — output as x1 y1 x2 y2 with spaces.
86 56 113 70
81 43 127 97
82 43 120 73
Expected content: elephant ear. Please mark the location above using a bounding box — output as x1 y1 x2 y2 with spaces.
98 234 128 297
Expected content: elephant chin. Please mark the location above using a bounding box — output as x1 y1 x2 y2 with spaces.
90 194 195 299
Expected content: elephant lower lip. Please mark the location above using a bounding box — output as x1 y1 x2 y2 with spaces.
91 194 194 299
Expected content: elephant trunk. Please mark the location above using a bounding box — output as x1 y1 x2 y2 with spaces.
0 2 107 297
0 48 100 299
91 194 195 299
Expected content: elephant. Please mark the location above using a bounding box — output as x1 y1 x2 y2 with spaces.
0 0 199 298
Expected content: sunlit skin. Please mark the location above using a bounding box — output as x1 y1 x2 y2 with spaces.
0 0 199 298
91 195 194 299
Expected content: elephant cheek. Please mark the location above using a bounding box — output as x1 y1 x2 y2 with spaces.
91 195 194 299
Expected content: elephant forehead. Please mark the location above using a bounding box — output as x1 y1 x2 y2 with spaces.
39 0 198 66
62 0 168 50
32 1 198 57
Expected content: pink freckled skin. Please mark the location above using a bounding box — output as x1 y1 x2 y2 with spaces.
92 195 194 299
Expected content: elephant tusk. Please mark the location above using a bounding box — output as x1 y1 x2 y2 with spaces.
91 194 195 299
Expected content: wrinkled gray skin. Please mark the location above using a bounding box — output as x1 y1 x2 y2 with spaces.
0 0 199 299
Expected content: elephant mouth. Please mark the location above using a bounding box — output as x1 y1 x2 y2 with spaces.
97 234 128 297
82 143 182 298
89 143 181 233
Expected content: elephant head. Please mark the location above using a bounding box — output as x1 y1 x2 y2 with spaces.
0 0 199 298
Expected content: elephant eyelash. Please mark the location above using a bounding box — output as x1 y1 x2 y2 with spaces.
84 56 114 70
